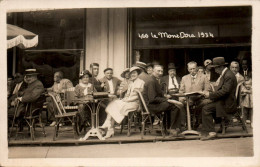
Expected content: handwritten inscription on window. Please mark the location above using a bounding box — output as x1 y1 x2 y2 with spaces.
138 32 214 39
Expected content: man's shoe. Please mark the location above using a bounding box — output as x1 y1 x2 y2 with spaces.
217 126 227 133
200 132 217 141
49 121 56 127
153 119 160 126
168 129 178 137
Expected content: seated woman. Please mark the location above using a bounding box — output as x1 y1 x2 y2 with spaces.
101 66 145 139
74 70 96 132
117 68 130 98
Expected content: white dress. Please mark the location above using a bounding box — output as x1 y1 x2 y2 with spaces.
106 78 144 123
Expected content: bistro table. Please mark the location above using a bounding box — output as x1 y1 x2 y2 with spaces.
73 95 115 141
171 92 202 136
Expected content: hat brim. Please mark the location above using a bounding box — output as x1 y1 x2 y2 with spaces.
120 71 130 78
25 73 39 76
208 63 228 68
130 68 142 75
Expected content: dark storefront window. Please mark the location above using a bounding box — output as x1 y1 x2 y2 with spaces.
131 7 252 77
7 9 85 87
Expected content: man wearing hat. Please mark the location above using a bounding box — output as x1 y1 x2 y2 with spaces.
161 63 185 128
201 57 237 140
8 73 27 108
161 63 181 95
146 63 153 76
8 69 44 119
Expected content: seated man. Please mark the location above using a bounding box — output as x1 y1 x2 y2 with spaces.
144 64 182 136
99 68 121 125
179 61 211 127
46 71 73 126
201 57 237 140
100 68 122 96
89 63 104 92
161 63 186 128
230 61 244 84
8 69 44 125
8 73 27 108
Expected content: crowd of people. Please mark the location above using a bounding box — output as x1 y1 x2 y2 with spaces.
7 56 253 141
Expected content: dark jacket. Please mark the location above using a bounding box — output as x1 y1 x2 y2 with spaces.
209 69 237 117
143 75 170 114
16 79 45 117
161 75 181 89
89 77 103 92
100 77 121 95
161 75 181 100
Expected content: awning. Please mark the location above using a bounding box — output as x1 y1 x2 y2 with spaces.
7 24 38 49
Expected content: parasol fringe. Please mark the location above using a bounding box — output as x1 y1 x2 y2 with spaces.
7 35 38 49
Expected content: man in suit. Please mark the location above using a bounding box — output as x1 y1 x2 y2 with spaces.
144 64 182 136
46 71 73 126
230 61 244 84
89 63 104 92
179 61 211 128
8 73 27 108
201 57 237 140
241 58 252 80
179 61 211 107
161 63 185 128
100 68 122 95
8 69 44 119
161 63 181 97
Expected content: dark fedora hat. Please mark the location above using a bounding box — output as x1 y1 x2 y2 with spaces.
209 57 228 68
79 70 92 78
24 69 39 76
168 63 177 70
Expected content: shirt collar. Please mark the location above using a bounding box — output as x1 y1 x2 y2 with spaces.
221 67 228 76
191 74 197 78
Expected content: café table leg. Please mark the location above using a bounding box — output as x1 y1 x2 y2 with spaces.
181 96 200 136
79 101 105 141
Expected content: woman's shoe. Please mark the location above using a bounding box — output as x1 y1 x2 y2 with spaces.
100 120 111 129
104 129 114 139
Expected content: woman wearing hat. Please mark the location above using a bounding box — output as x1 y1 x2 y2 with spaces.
101 66 145 139
117 68 130 98
75 70 96 131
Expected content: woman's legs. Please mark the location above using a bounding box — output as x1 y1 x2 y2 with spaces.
101 113 112 128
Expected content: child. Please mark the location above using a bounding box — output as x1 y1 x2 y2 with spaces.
75 70 96 132
241 78 253 124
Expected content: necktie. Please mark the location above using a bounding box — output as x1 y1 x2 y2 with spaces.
191 76 195 84
172 77 176 88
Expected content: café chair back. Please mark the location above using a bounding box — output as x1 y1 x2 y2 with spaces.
13 94 46 141
135 90 166 139
221 81 248 134
63 87 79 110
47 92 80 140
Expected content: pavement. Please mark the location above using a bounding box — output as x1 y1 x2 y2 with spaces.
8 137 253 158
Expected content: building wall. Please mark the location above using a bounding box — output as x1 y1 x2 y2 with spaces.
85 8 128 79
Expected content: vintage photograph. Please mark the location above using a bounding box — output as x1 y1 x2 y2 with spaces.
1 1 259 166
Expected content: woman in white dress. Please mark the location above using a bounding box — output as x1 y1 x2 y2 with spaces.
101 66 145 138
